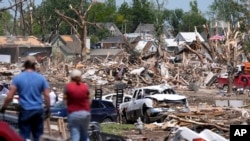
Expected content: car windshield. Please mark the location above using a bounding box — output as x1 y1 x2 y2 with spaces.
144 88 176 95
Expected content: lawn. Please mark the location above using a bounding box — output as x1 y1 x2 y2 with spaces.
100 123 136 135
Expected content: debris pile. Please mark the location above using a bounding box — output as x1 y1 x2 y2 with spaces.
143 104 250 140
0 54 222 94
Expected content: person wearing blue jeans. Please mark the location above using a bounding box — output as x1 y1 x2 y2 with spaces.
68 111 90 141
18 109 44 140
0 55 50 141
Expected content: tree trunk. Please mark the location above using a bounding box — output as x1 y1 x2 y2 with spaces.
227 44 237 94
227 72 234 93
80 25 87 61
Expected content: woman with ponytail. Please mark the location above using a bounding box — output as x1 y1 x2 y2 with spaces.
64 69 91 141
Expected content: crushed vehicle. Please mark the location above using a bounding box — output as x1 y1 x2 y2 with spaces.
119 84 189 123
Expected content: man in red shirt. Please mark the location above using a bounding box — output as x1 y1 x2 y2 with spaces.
64 69 91 141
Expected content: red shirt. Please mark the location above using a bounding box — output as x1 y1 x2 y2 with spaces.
65 82 90 113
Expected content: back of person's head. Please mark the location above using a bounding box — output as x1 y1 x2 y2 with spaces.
52 87 57 91
23 55 37 70
70 69 82 85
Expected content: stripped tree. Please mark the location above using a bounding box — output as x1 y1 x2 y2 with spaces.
55 0 101 61
180 22 244 93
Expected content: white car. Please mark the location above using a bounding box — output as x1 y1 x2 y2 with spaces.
102 93 132 104
119 84 189 123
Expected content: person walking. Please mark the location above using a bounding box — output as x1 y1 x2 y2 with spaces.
0 55 50 141
49 87 58 106
64 69 91 141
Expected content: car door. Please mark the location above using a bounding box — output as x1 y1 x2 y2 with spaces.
128 89 144 120
237 76 248 88
90 100 106 122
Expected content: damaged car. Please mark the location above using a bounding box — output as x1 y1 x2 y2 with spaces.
119 84 189 123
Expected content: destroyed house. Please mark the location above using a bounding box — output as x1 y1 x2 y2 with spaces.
89 49 123 60
0 36 52 63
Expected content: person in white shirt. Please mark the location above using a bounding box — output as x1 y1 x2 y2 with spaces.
0 83 9 95
49 87 57 106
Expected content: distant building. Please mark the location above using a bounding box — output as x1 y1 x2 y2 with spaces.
175 32 205 44
49 34 90 59
134 40 157 57
98 35 125 49
134 23 173 39
96 22 122 36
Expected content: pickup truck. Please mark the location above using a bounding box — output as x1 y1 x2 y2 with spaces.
119 84 189 123
217 74 250 91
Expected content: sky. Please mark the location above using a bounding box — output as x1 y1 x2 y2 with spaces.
0 0 214 13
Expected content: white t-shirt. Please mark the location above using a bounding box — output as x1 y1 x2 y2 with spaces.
49 91 57 106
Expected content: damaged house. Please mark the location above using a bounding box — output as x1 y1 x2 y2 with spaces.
0 36 51 63
49 34 90 60
134 40 157 58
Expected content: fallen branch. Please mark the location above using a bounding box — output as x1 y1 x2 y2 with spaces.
165 114 229 132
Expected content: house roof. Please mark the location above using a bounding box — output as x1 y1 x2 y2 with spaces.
0 36 50 47
142 41 155 52
175 32 205 43
165 39 178 46
134 24 155 35
103 22 123 35
135 41 148 51
90 49 123 56
134 23 173 38
96 22 123 36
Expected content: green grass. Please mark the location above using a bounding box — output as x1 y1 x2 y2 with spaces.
100 123 136 135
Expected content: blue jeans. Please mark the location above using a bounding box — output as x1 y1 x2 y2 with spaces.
18 108 44 141
68 111 90 141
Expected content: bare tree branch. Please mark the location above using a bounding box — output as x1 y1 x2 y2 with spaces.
182 43 204 64
69 4 81 19
0 0 26 11
55 10 81 28
83 2 95 19
55 10 80 36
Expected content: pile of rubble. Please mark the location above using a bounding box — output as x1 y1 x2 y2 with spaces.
142 103 250 140
0 54 222 94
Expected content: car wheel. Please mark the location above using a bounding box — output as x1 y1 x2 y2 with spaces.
102 118 112 123
143 115 150 123
142 106 150 123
